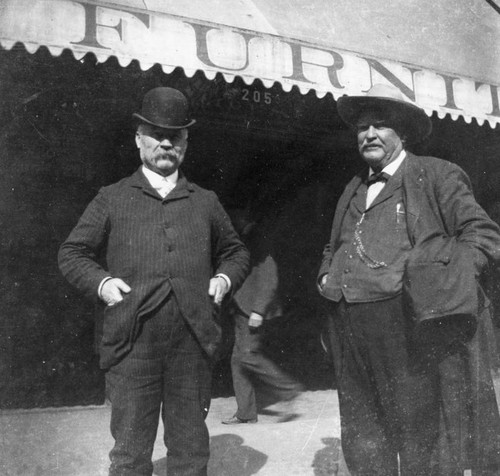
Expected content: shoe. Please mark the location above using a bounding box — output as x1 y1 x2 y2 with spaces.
222 415 258 425
275 393 301 423
276 411 300 423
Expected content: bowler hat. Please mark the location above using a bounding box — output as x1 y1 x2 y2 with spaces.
337 84 432 143
133 87 196 129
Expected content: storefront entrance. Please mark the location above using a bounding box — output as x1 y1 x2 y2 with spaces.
1 43 499 408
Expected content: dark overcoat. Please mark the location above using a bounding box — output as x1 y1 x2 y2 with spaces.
233 228 282 320
319 152 500 473
59 168 249 369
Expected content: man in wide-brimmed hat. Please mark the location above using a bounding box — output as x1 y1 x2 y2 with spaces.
318 84 500 475
59 87 249 475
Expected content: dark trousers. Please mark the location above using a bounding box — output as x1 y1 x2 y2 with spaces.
327 296 440 476
105 296 212 476
231 311 301 420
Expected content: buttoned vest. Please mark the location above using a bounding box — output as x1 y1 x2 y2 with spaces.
322 169 412 302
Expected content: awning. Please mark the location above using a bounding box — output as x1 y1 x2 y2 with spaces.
1 0 500 127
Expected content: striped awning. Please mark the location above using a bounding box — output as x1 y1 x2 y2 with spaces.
1 0 500 127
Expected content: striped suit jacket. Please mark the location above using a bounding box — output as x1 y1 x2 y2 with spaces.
58 168 249 369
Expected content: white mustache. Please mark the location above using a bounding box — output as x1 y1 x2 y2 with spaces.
158 151 178 159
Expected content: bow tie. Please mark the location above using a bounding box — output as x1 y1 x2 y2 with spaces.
367 171 390 186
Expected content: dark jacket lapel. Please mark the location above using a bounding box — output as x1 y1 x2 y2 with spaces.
401 153 427 244
331 173 363 249
129 167 160 199
164 173 194 202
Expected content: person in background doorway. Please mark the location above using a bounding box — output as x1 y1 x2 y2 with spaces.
318 83 500 475
222 209 303 425
58 87 249 476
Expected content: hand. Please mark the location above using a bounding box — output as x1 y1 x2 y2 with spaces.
208 276 229 305
101 278 131 306
318 274 328 290
248 312 264 328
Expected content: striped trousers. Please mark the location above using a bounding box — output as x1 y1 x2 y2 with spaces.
105 295 212 476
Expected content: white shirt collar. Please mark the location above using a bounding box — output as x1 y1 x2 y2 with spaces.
141 165 178 189
369 150 407 178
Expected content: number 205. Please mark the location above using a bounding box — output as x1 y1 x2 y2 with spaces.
242 89 272 104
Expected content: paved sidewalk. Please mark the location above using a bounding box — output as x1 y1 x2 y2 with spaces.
1 390 349 476
4 376 499 476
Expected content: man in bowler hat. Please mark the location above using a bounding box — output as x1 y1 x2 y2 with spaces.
318 84 500 475
59 87 249 475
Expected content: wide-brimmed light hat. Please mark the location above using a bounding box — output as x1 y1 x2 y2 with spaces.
337 84 432 143
133 87 196 129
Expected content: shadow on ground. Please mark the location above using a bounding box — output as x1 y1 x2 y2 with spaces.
153 434 267 476
312 437 350 476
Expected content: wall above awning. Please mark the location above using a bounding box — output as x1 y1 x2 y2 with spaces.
1 0 500 127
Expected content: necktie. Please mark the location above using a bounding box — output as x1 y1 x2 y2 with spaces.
367 171 390 186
